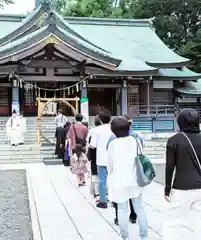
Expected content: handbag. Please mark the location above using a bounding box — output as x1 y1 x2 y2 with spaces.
134 137 156 187
181 132 201 173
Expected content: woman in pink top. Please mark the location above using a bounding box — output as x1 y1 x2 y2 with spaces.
67 114 88 153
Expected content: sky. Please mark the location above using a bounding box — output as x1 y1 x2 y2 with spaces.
0 0 35 14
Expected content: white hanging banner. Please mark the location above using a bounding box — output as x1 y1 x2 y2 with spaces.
80 97 89 122
12 101 20 115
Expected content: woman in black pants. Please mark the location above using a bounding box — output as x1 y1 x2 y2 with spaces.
113 200 137 225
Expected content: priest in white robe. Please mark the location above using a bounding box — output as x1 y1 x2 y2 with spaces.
6 110 26 146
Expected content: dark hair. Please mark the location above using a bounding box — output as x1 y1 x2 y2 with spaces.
75 143 84 157
58 109 63 114
64 122 71 128
75 114 83 122
98 109 111 124
111 116 130 138
94 115 101 126
177 108 200 133
123 114 132 126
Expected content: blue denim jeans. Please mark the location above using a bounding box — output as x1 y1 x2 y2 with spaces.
97 166 108 203
118 194 148 240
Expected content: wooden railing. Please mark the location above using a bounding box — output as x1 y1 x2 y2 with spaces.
131 105 175 116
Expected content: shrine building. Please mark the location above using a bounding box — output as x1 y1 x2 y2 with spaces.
0 0 201 132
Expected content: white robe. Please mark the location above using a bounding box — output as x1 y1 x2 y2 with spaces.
6 115 26 145
18 116 26 144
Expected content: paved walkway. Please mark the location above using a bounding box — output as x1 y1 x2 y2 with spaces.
0 164 196 240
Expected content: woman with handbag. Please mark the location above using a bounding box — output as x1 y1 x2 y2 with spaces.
163 108 201 240
107 116 148 240
67 114 88 154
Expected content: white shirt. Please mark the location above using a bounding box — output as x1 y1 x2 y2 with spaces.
107 136 142 203
90 124 112 166
86 127 95 143
55 114 68 127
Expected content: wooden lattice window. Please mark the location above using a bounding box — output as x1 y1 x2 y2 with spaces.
128 85 139 106
127 85 139 116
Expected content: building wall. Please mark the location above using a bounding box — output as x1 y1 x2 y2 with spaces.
0 83 12 116
139 82 153 106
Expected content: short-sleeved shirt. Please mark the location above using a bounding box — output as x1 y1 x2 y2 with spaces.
90 124 112 167
55 114 68 127
106 134 116 150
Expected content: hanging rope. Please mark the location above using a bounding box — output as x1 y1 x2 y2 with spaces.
8 73 90 93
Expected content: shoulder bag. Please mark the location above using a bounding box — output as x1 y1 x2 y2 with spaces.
181 132 201 173
73 123 86 147
134 136 156 187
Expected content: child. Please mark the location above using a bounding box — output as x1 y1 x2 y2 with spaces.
71 143 88 187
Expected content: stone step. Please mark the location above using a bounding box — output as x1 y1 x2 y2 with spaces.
0 159 42 164
144 152 165 157
144 140 167 146
0 155 42 160
0 144 40 150
147 155 164 160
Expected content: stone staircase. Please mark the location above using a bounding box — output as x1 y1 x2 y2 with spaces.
0 117 62 164
143 140 166 164
0 116 168 164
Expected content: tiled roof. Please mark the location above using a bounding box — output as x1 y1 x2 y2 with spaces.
176 80 201 94
158 67 201 79
0 0 194 74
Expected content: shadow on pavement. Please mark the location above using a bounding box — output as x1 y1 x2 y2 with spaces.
153 164 165 186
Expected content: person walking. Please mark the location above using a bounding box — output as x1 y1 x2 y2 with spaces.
107 116 148 240
87 115 101 201
55 109 68 127
107 114 141 225
163 108 201 240
67 114 88 154
71 143 88 187
90 109 112 209
123 114 144 147
55 109 68 157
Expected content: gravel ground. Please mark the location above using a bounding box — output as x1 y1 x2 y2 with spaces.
0 170 33 240
153 164 165 186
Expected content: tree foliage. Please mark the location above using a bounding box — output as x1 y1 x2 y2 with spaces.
57 0 120 17
57 0 201 72
0 0 14 8
130 0 201 71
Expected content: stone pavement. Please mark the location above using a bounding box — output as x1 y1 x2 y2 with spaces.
0 163 197 240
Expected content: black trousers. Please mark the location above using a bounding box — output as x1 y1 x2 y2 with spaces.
113 199 137 220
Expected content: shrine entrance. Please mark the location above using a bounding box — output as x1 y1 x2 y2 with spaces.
36 97 80 144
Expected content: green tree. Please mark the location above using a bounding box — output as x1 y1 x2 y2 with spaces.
0 0 14 8
57 0 123 18
123 0 201 72
57 0 201 71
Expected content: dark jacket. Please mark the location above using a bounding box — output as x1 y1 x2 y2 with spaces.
87 136 97 175
165 108 201 196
